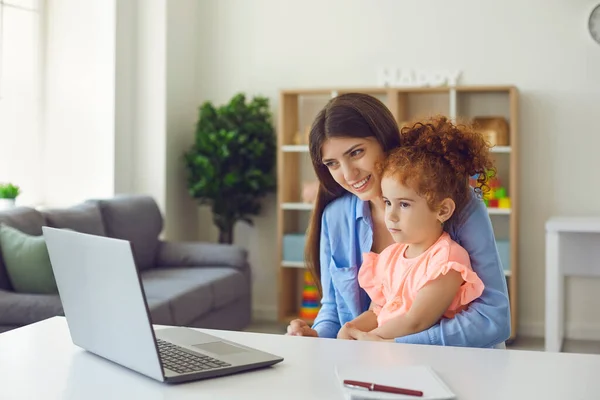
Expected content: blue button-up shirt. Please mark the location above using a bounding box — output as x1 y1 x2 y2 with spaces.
311 191 511 348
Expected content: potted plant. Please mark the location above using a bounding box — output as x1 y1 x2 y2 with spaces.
184 93 276 244
0 183 20 210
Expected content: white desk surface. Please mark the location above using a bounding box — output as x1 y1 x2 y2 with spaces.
546 216 600 232
1 317 599 400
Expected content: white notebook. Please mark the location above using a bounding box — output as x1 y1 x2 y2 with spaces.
334 364 456 400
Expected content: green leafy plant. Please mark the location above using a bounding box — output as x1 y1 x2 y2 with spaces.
184 93 276 244
0 183 20 199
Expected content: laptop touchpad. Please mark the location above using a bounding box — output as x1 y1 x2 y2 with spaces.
192 341 249 356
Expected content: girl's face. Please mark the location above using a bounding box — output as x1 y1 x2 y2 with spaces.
381 176 443 245
320 137 386 201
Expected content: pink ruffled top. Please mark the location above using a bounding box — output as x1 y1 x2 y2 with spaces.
358 232 485 327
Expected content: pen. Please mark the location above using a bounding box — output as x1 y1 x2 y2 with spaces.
343 379 424 397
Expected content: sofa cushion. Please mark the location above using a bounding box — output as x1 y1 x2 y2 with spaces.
0 289 63 326
196 268 249 308
0 207 45 291
0 325 18 333
42 203 106 236
140 267 248 326
146 297 174 326
89 196 162 270
156 241 249 270
0 224 58 294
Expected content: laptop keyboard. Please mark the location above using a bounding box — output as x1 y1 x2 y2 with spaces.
157 339 232 374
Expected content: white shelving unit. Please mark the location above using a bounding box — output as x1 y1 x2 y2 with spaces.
277 86 519 338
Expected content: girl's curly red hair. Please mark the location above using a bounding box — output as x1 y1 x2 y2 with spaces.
378 116 495 223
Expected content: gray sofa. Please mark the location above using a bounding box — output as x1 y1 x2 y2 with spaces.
0 195 251 333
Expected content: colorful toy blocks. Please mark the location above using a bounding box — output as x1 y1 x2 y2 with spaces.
299 271 320 320
470 172 511 209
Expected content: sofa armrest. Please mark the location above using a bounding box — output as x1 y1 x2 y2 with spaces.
156 241 249 270
0 289 63 326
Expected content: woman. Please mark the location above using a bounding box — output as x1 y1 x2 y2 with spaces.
286 93 510 347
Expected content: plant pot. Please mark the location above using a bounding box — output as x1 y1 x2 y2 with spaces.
0 199 16 211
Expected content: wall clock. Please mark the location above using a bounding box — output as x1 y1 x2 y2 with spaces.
590 4 600 44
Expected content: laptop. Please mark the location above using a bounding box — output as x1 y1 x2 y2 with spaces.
42 226 283 384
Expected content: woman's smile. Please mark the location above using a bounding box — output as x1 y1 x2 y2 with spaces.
349 175 372 192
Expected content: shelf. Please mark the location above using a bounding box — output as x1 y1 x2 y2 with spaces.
278 86 519 340
281 202 314 210
283 204 509 214
286 259 511 276
284 258 511 277
283 145 510 153
487 208 511 215
281 145 309 152
490 146 511 153
281 85 515 96
455 85 515 93
282 261 305 268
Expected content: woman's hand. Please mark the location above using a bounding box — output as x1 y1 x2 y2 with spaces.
286 319 318 337
336 324 354 340
345 323 394 342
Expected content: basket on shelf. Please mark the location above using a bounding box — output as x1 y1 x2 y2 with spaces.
472 116 509 147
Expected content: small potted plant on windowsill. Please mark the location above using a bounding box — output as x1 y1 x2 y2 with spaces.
0 183 20 210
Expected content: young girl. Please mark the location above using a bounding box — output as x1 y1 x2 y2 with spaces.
340 117 493 341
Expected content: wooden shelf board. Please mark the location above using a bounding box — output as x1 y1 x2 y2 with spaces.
488 208 511 215
280 85 515 96
281 145 309 152
280 88 388 96
490 146 511 153
281 202 314 211
455 85 515 92
283 145 510 153
282 261 305 268
282 204 508 214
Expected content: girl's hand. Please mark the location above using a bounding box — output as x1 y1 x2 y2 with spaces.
345 323 393 342
286 319 318 337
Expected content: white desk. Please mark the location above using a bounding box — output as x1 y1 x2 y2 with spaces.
1 317 600 400
545 217 600 352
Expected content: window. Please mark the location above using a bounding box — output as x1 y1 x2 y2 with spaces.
0 0 42 205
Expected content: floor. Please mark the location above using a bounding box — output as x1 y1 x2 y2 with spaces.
245 321 600 355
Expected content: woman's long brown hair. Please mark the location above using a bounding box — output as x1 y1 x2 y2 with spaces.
305 93 401 293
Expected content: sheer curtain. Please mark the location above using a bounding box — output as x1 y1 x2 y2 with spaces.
0 0 43 206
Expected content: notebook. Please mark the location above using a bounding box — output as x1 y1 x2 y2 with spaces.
334 364 456 400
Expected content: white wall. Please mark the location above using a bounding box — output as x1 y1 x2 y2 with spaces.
0 2 43 206
165 0 200 241
114 0 136 196
114 0 199 241
129 0 167 213
193 0 600 337
43 0 115 207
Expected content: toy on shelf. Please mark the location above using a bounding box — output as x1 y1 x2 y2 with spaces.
299 271 320 321
301 180 319 204
470 171 511 209
293 126 311 145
